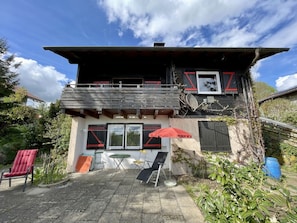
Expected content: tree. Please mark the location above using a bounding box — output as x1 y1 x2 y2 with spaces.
48 100 61 119
3 87 37 124
253 82 297 126
253 81 276 100
0 38 20 132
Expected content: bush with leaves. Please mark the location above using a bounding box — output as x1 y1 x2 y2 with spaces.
193 157 297 222
0 125 27 164
259 98 297 127
253 82 276 101
34 112 71 184
0 87 44 163
44 112 71 153
34 150 68 185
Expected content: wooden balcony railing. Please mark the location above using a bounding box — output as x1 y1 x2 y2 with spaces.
60 83 181 110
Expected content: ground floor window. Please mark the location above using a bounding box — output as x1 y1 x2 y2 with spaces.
107 124 142 150
86 124 161 150
198 121 231 152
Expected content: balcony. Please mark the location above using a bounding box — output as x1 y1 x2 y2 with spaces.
60 83 181 119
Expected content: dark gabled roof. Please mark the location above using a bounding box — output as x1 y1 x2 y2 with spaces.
43 46 289 70
258 85 297 104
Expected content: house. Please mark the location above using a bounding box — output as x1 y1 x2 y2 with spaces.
258 85 297 105
14 86 44 108
44 44 288 174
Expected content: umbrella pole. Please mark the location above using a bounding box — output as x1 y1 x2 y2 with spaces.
164 139 177 187
169 138 172 172
167 138 173 177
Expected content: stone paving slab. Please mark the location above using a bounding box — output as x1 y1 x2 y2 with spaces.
0 169 205 223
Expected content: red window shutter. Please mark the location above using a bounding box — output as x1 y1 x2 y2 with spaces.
143 124 161 149
222 72 238 93
183 72 197 92
86 125 107 149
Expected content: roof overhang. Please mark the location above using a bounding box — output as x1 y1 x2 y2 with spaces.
43 46 289 69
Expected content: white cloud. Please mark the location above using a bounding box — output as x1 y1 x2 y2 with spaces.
98 0 297 47
276 73 297 91
250 61 262 80
98 0 258 46
260 19 297 47
13 57 71 103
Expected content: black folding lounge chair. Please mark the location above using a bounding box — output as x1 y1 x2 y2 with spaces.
136 152 168 187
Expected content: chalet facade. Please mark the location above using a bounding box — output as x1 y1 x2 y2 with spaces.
44 45 288 173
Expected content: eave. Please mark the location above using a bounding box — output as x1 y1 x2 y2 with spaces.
44 46 289 70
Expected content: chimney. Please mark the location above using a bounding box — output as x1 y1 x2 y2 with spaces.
154 42 165 47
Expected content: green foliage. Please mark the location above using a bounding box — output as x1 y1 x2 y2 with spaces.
0 40 71 172
0 39 19 98
34 150 68 185
279 143 297 157
172 148 211 178
253 82 276 101
0 38 20 132
283 111 297 127
0 125 27 164
3 87 27 104
32 103 71 185
2 87 38 125
48 100 61 119
33 109 71 185
210 116 237 126
44 112 71 153
255 83 297 159
0 96 71 166
259 98 297 127
193 157 297 222
280 143 297 171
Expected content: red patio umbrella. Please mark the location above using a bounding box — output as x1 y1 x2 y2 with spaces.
149 127 192 138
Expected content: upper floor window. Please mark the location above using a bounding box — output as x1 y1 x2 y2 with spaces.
196 71 222 94
106 124 142 150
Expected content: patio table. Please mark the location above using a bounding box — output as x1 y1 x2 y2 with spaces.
109 154 131 169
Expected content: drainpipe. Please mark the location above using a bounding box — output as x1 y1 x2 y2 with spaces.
250 48 260 67
243 48 260 76
242 48 260 126
241 48 264 162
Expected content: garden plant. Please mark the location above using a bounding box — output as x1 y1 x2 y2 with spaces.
185 156 297 223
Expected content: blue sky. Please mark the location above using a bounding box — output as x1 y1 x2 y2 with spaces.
1 0 297 103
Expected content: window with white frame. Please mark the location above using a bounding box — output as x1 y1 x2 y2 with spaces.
106 124 142 150
125 124 142 149
196 71 222 94
107 124 124 149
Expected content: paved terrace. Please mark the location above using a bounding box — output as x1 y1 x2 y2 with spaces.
0 169 204 223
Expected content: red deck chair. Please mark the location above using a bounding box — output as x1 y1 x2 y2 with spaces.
0 149 38 192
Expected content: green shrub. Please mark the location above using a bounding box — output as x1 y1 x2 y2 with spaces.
34 150 67 185
0 126 28 164
194 157 297 222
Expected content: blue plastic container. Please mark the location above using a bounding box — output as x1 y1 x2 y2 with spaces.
264 157 281 180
